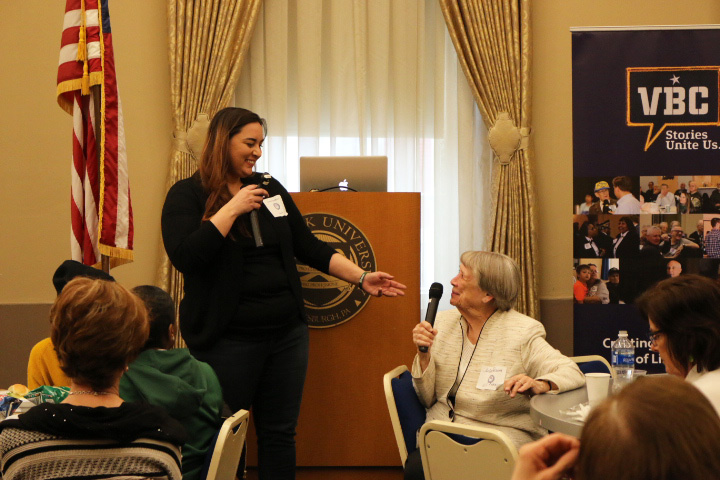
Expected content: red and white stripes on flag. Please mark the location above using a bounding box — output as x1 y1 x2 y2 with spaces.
57 0 133 267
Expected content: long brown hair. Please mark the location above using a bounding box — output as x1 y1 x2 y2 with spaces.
199 107 267 221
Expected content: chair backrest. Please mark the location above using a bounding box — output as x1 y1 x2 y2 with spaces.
419 420 518 480
205 409 250 480
383 365 426 465
571 355 615 380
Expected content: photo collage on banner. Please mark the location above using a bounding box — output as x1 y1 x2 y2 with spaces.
571 27 720 373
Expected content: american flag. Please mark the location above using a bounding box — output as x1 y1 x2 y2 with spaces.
57 0 133 267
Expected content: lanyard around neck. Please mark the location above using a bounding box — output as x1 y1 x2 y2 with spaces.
446 310 496 402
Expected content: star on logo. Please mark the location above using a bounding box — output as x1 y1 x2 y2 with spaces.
670 74 680 85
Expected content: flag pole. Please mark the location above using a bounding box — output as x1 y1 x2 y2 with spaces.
90 82 111 275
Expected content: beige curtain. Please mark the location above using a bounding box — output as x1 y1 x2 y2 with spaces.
159 0 262 345
438 0 538 318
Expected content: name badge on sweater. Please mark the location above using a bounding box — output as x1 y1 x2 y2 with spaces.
476 366 507 390
263 195 288 217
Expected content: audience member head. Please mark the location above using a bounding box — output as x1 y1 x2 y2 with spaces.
607 267 620 284
678 190 689 206
636 274 720 376
616 216 636 235
593 181 611 202
669 225 684 242
645 226 662 246
583 194 593 205
575 376 720 480
459 251 520 311
131 285 176 350
712 217 720 229
575 264 591 284
611 176 632 194
52 260 115 295
579 221 597 238
588 264 600 282
50 277 149 391
666 260 682 278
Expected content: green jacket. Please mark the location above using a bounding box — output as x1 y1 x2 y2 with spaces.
120 348 223 480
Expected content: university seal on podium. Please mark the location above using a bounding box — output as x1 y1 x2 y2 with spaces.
296 213 376 328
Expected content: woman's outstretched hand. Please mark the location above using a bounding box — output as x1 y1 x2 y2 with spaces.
361 271 407 297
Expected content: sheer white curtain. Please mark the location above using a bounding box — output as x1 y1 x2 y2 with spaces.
235 0 490 310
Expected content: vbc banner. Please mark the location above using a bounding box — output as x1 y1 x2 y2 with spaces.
571 27 720 374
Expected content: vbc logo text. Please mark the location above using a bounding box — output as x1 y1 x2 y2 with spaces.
627 66 720 150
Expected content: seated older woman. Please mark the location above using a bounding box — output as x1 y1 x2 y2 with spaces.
635 274 720 414
405 252 584 479
0 277 186 480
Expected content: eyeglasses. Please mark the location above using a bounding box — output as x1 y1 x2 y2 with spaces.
648 330 664 346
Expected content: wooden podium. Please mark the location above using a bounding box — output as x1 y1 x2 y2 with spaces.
246 192 421 469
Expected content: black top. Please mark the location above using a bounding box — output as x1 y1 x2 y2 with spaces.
161 172 336 350
230 230 300 335
613 230 640 258
0 402 187 445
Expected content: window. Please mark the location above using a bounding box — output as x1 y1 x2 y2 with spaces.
236 0 490 309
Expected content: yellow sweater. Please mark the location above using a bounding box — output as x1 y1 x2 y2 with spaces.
27 337 70 389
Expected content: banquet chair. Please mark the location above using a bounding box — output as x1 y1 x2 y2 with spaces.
571 355 615 380
384 365 426 465
205 409 250 480
419 420 518 480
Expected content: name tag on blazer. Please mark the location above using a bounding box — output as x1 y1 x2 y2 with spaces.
476 366 507 390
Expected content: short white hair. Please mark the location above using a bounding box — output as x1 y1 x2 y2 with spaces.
460 251 520 311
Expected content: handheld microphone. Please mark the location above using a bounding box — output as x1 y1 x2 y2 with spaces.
241 173 272 248
419 282 443 353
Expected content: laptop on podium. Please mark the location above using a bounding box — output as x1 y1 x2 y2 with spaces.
299 156 388 192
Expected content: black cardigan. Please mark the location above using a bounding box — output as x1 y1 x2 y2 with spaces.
161 172 336 350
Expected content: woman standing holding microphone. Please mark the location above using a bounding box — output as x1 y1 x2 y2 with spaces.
162 108 405 479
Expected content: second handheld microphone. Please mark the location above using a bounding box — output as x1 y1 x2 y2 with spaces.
419 282 443 353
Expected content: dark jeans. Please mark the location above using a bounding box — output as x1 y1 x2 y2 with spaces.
192 321 309 480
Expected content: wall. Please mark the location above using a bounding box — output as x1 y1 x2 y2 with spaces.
0 1 171 303
0 1 170 386
532 1 720 352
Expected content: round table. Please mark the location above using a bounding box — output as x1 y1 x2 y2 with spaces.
529 386 587 437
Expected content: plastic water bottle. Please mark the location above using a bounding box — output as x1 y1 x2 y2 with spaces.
611 330 635 391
